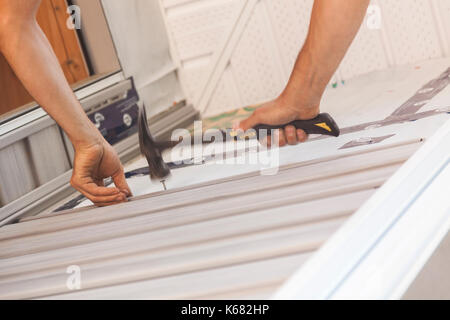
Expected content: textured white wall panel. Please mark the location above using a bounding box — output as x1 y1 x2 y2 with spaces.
165 0 240 61
208 66 243 115
160 0 450 116
162 0 242 103
181 57 210 101
435 0 450 55
379 0 443 65
228 1 285 110
338 2 390 80
264 0 313 76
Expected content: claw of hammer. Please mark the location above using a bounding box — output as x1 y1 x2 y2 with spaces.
138 104 171 183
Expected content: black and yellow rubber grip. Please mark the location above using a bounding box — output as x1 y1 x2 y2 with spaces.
252 113 340 138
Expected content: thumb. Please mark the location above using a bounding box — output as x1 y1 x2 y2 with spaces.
238 112 261 131
112 168 132 197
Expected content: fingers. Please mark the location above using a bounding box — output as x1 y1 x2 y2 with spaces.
111 167 133 197
238 100 301 132
278 129 287 147
284 125 297 145
261 128 308 147
81 189 126 206
70 179 128 206
283 126 308 144
297 129 308 142
237 101 312 147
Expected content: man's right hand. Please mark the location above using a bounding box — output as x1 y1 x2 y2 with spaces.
237 0 371 147
237 97 319 147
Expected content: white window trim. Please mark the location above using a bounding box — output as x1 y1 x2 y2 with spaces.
0 71 125 137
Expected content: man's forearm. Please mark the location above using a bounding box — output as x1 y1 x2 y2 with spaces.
281 0 370 114
0 0 102 148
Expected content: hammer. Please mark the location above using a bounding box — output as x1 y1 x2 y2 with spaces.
138 104 172 190
138 104 340 190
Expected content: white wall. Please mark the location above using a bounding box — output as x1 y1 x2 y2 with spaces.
160 0 450 117
102 0 185 117
73 0 121 75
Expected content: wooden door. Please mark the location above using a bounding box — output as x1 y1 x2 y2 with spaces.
0 0 89 117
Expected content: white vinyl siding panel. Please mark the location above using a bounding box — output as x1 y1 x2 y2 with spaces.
0 139 422 299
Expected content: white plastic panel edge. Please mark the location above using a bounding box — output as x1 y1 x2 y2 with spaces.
273 118 450 300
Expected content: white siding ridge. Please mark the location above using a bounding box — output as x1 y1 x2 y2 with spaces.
274 118 450 300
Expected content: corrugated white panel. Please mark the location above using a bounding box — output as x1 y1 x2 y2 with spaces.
0 140 417 299
27 126 71 185
160 0 449 116
3 62 450 297
0 142 36 205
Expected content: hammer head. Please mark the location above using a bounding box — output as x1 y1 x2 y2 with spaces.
138 104 171 181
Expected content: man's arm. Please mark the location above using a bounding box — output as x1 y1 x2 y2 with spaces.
239 0 370 146
0 0 131 206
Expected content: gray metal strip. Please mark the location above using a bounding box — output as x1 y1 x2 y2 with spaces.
339 134 396 149
389 67 450 117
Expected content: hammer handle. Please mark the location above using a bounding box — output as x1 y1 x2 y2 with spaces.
253 113 340 138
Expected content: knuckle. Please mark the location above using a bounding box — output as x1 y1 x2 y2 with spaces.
285 126 295 134
88 195 98 202
70 178 78 188
91 196 104 204
298 131 308 142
